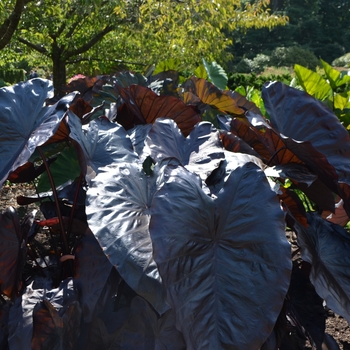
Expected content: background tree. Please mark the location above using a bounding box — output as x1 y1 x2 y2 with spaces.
0 0 33 50
231 0 350 66
1 0 287 94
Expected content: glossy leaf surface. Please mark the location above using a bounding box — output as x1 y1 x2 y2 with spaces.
0 79 77 187
143 119 225 182
150 162 291 349
86 161 173 314
67 114 138 177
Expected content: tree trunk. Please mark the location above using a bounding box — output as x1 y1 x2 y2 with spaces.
52 43 67 97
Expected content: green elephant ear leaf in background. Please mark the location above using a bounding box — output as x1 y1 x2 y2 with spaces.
294 64 332 101
321 58 350 90
202 58 228 90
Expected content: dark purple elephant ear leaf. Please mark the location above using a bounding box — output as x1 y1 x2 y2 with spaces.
0 207 25 299
86 161 171 315
287 261 325 348
262 81 350 213
73 228 120 322
0 79 78 187
293 212 350 324
121 296 185 350
150 162 291 349
143 119 225 182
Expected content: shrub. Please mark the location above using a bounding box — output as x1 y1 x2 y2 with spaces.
235 54 270 74
270 46 320 70
332 52 350 67
235 58 253 73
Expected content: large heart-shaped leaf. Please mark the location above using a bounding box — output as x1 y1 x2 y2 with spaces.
67 113 138 177
0 79 77 187
293 212 350 324
143 119 225 182
321 59 350 90
86 161 175 315
202 58 228 90
149 162 292 349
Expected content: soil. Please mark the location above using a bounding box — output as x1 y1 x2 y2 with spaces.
0 183 350 349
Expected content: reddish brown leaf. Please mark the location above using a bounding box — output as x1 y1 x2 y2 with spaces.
31 300 81 350
116 85 201 136
69 98 92 119
230 118 304 166
279 186 308 227
7 157 57 184
219 130 260 157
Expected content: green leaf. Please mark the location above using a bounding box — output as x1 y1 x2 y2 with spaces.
142 155 155 176
37 145 80 192
153 58 182 75
321 58 350 90
333 92 350 111
202 58 228 90
294 64 332 101
194 64 208 80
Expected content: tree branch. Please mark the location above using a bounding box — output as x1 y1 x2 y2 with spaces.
17 36 48 55
0 0 33 50
65 25 115 58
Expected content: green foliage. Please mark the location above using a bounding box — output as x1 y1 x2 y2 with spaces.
235 54 271 74
0 67 25 84
1 0 288 92
201 58 228 90
294 59 350 130
227 72 293 91
0 78 8 87
231 0 350 66
270 46 320 70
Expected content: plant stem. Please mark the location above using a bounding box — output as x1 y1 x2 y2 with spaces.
37 147 69 255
